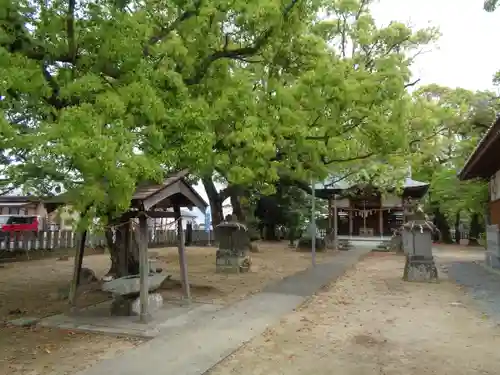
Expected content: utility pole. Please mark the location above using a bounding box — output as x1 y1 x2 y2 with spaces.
311 178 316 267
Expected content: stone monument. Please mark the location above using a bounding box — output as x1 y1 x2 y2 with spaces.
215 217 252 273
102 265 166 316
485 225 500 269
390 228 403 253
401 209 438 282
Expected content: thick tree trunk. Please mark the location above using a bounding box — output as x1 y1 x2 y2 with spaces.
454 211 461 244
468 213 482 246
263 223 279 241
105 222 140 278
230 191 245 222
433 207 452 243
230 188 260 241
202 176 223 227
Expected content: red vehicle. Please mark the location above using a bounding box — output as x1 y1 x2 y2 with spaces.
0 215 41 240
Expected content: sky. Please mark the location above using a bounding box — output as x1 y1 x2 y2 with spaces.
371 0 500 92
191 0 500 223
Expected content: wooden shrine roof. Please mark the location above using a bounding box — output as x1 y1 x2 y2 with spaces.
130 170 207 211
313 175 429 200
459 116 500 180
44 170 207 214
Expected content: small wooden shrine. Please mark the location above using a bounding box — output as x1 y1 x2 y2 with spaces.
314 176 429 237
45 170 207 322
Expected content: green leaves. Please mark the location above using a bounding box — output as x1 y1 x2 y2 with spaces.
0 0 443 222
410 85 499 221
485 0 499 12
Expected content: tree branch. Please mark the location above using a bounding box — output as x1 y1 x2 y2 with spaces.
66 0 77 62
321 152 375 165
184 0 301 85
404 78 420 89
144 0 204 56
41 63 67 110
281 170 356 195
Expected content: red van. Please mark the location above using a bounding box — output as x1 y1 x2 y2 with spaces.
0 215 41 239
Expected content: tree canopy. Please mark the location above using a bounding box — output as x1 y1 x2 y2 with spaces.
407 84 500 242
2 0 496 245
1 0 440 225
484 0 499 12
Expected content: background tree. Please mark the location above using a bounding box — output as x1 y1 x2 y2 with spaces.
203 0 440 227
484 0 499 12
0 0 312 275
254 181 322 241
409 85 500 244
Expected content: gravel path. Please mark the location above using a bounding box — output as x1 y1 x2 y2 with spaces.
209 252 500 375
437 248 500 323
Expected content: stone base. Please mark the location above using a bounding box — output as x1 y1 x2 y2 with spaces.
403 255 438 282
485 250 500 270
216 249 251 273
110 292 164 316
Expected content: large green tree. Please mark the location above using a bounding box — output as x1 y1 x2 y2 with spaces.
409 85 499 243
0 0 440 271
202 0 440 225
0 0 312 274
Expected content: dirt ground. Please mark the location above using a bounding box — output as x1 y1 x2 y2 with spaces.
210 252 500 375
156 242 333 305
0 242 331 375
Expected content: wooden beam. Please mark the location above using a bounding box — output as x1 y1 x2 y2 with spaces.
119 210 177 221
68 230 86 311
178 181 208 212
333 196 338 250
138 214 150 323
175 205 191 303
143 181 181 211
348 206 353 237
379 208 383 236
328 197 332 231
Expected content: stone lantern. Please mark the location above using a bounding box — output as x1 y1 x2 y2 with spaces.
401 209 438 282
215 218 252 273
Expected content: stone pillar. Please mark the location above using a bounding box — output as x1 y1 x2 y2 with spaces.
215 222 251 273
485 225 500 269
402 219 438 282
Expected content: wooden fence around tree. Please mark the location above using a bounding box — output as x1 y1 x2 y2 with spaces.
0 229 215 252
